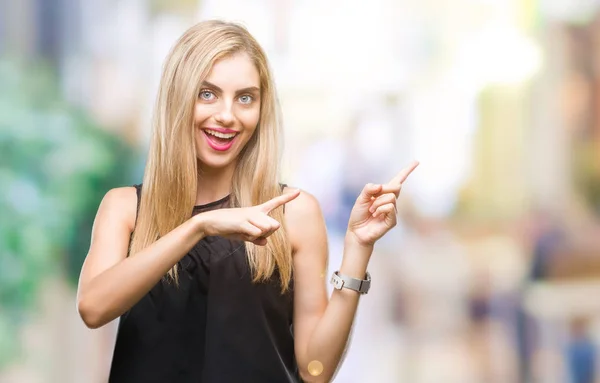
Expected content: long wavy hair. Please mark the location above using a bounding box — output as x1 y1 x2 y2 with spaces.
129 20 292 292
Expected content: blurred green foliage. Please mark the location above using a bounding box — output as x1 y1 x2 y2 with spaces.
0 59 138 367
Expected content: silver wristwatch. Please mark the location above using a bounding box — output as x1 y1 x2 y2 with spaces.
330 271 371 294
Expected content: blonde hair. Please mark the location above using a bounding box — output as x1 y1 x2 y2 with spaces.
129 20 292 292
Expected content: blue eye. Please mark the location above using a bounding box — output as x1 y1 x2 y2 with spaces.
239 95 253 104
199 90 215 101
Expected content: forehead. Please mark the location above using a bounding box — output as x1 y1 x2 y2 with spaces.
205 52 260 89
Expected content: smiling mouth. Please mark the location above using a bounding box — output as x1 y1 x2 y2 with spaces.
203 129 237 143
202 128 239 151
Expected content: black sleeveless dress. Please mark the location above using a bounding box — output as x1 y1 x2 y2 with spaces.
108 185 300 382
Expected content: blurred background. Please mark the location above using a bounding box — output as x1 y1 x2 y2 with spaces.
3 0 600 382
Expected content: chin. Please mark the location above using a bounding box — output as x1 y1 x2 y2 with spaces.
196 153 237 171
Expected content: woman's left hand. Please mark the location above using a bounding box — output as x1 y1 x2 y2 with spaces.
347 161 419 247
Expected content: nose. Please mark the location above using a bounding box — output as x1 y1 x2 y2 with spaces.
214 102 235 126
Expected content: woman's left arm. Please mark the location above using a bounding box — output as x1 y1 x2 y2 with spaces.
286 161 419 383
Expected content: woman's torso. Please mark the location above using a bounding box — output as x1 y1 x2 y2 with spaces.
108 185 299 383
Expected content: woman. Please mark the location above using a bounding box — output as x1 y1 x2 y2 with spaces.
77 20 418 383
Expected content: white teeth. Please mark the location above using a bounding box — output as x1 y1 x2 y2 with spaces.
204 130 236 139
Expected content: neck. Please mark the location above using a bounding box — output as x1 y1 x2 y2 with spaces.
195 161 236 205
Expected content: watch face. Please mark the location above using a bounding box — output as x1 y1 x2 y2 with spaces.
361 283 370 294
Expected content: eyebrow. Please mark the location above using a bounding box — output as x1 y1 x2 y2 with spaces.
201 81 260 94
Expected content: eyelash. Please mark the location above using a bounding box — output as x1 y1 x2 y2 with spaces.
198 89 254 104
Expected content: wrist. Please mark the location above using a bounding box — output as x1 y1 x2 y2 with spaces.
339 232 372 279
191 213 209 238
345 231 374 251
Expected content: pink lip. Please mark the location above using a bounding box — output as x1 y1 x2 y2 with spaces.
203 127 238 134
203 131 237 152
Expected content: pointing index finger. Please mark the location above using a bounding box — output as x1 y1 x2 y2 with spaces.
260 189 301 213
389 160 419 185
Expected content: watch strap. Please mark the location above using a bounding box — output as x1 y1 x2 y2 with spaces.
330 271 371 294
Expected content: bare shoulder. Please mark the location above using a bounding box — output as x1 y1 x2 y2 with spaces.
282 186 323 222
80 186 139 296
97 186 138 232
282 186 327 252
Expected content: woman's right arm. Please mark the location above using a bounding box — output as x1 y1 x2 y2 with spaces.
76 187 209 329
76 187 300 329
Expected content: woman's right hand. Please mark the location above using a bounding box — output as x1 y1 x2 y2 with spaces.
196 189 300 246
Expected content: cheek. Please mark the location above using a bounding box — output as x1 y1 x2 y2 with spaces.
240 108 260 132
194 129 203 152
194 103 211 123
